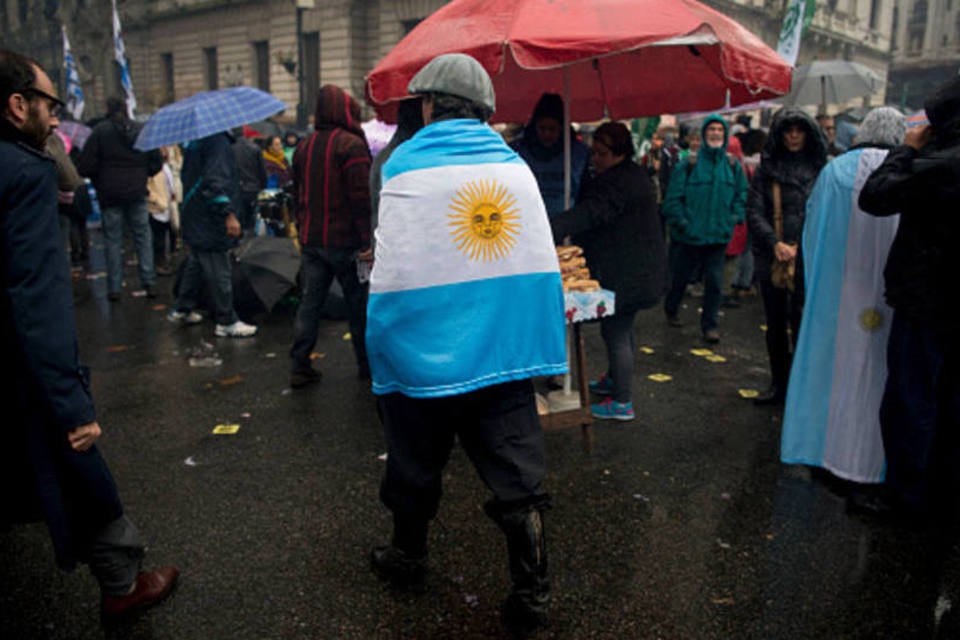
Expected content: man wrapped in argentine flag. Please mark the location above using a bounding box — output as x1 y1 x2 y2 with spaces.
366 100 567 397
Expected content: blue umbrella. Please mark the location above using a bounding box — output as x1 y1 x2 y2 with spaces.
135 86 287 151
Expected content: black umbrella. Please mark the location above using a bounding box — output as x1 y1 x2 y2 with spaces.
246 119 284 139
233 236 300 312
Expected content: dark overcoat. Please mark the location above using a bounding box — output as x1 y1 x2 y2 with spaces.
551 159 666 312
180 132 242 252
0 130 124 571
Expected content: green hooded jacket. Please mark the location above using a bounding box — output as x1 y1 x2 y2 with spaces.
662 114 748 246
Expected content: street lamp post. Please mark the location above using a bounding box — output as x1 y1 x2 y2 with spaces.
295 0 315 129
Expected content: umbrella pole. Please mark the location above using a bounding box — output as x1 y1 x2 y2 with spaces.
560 66 577 401
820 76 827 114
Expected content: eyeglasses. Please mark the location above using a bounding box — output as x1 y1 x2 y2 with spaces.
21 87 65 117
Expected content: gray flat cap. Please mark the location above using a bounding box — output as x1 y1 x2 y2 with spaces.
407 53 496 113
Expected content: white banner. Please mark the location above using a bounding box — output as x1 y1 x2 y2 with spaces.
776 0 808 67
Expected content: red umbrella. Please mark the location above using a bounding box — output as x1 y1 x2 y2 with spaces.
366 0 792 123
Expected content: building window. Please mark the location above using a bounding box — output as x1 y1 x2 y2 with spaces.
161 52 174 104
303 32 319 116
891 5 899 49
253 40 270 92
869 0 881 30
203 47 218 90
401 18 423 35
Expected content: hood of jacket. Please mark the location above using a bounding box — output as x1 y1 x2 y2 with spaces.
699 114 729 162
314 84 365 138
760 108 827 179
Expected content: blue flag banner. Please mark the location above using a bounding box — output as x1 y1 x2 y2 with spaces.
367 119 568 398
780 148 899 483
62 26 84 120
112 0 136 118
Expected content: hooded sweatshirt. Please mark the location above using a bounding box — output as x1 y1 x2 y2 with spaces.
293 85 372 250
746 108 827 278
510 93 590 218
662 114 748 246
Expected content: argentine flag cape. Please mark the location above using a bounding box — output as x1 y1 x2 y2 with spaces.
367 119 567 398
780 148 899 483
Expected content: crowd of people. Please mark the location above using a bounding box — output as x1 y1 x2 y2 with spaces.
2 44 958 635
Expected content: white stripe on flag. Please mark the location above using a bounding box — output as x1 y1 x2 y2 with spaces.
371 162 560 294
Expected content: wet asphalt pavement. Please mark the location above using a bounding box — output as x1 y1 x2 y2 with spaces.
2 233 959 640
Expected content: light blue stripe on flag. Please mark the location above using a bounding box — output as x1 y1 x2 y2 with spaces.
382 119 524 183
367 272 567 397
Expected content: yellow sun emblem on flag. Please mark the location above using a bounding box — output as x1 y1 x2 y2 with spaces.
448 179 521 262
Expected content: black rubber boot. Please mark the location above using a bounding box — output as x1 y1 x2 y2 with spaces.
371 514 428 590
486 502 550 635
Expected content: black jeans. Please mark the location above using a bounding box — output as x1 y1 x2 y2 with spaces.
290 246 368 374
378 379 549 520
880 314 960 515
149 217 174 267
758 279 802 390
600 305 639 403
663 242 726 332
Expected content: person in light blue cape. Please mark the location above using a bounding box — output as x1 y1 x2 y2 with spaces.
781 107 906 486
368 53 564 635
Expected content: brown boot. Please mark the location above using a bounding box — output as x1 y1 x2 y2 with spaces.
101 566 179 622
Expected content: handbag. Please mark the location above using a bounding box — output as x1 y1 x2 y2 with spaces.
769 181 796 292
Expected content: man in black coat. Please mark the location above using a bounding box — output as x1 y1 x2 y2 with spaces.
857 76 960 521
232 131 267 232
0 49 177 621
77 96 162 301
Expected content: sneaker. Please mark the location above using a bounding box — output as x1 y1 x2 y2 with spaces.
591 398 635 421
167 309 203 325
703 329 720 344
588 373 613 396
215 320 257 338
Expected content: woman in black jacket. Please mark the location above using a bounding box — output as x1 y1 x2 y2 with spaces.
551 122 666 421
746 109 826 405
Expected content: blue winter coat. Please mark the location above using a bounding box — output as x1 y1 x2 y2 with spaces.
181 132 242 252
0 131 123 571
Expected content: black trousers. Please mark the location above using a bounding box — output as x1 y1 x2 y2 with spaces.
759 279 803 390
881 314 960 515
378 379 549 520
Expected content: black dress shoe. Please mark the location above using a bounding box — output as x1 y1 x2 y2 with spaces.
753 387 784 406
290 368 321 389
371 545 426 589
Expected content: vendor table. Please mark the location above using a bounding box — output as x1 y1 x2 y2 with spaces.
540 289 615 443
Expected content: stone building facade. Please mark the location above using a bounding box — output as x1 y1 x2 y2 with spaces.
2 0 896 122
888 0 960 109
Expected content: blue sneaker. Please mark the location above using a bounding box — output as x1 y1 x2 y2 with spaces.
591 398 635 421
588 374 613 396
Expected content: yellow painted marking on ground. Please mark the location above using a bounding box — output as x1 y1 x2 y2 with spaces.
219 375 243 386
690 349 714 357
212 424 240 435
647 373 673 383
759 324 768 332
738 389 760 399
706 355 727 363
640 346 655 354
342 333 352 341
